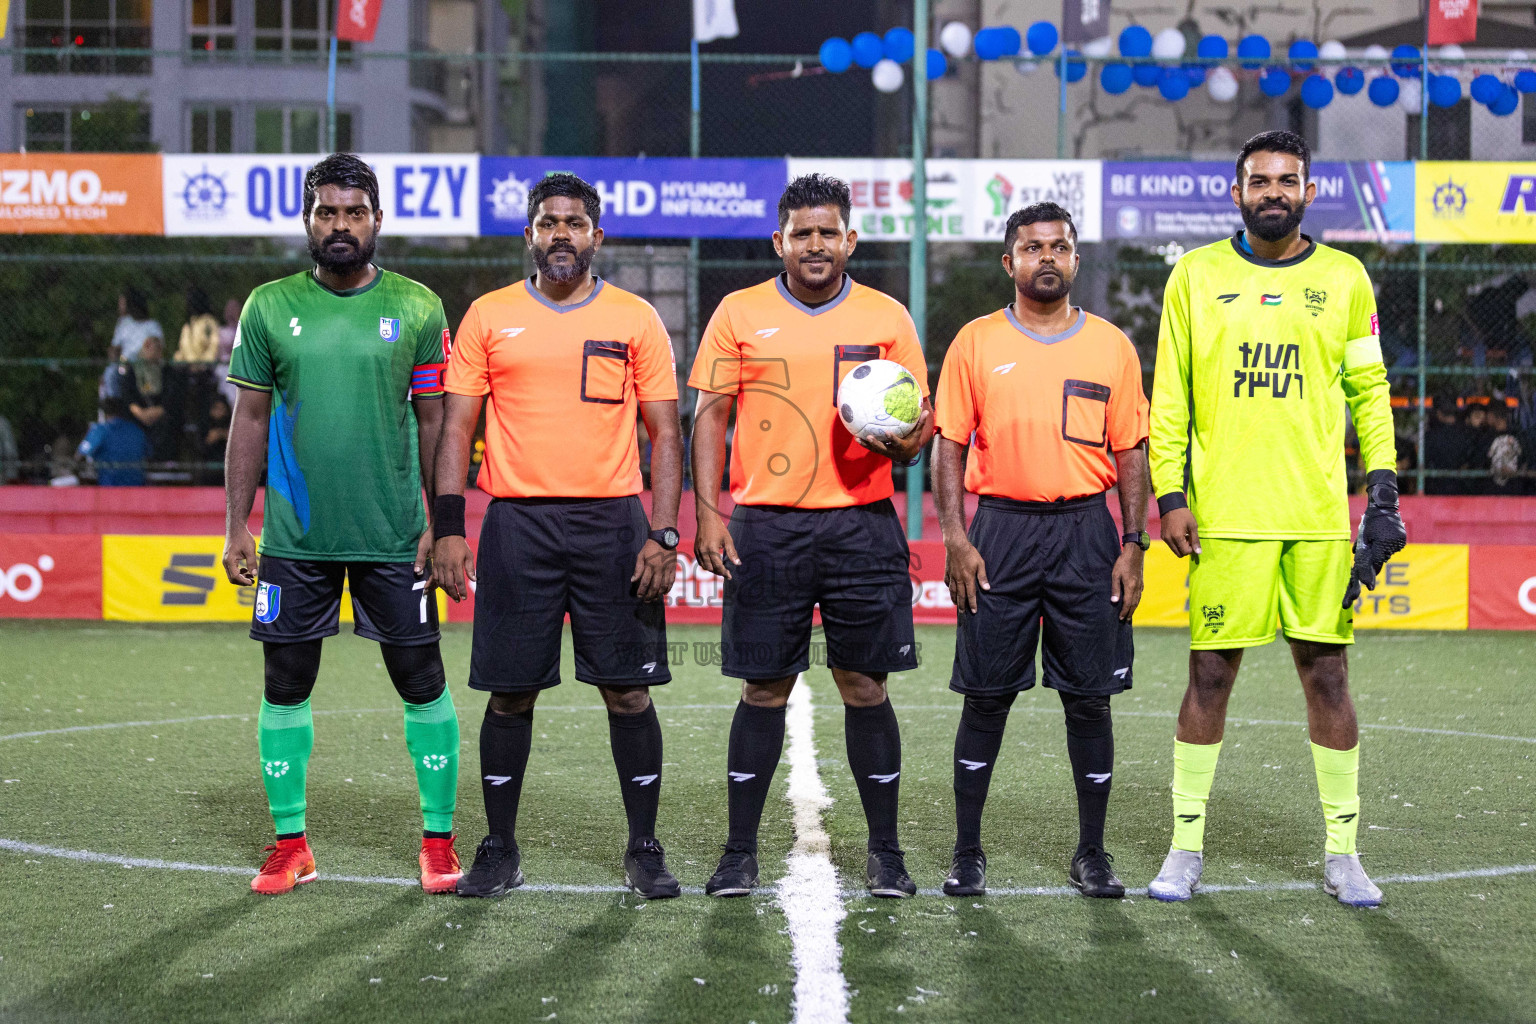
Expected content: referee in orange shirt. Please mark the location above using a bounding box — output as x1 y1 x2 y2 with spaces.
934 202 1150 899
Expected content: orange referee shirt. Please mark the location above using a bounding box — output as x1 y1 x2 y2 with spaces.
445 278 678 499
688 274 930 509
935 306 1148 503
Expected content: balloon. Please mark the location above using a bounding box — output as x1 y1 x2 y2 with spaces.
1471 73 1502 104
1368 75 1400 106
1208 65 1239 101
996 26 1023 56
1153 27 1187 59
1119 25 1153 57
852 32 884 68
1158 67 1190 99
1319 40 1347 61
882 27 915 64
1054 49 1086 81
1438 43 1465 61
1100 62 1133 93
1507 50 1531 65
1026 21 1058 56
1516 69 1536 93
871 58 904 93
1362 44 1389 62
1397 77 1421 111
1013 57 1039 75
1259 67 1291 96
973 26 1005 60
1491 83 1520 115
1238 34 1270 68
1197 34 1227 59
1428 73 1461 108
1335 66 1365 94
1300 74 1333 108
926 48 948 79
1133 63 1161 86
819 37 853 74
939 21 972 58
1288 39 1318 70
1184 63 1208 86
1391 44 1422 76
1082 35 1113 57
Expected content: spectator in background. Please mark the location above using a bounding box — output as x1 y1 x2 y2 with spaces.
1396 439 1418 494
216 297 243 406
1487 434 1530 495
132 334 173 459
1466 403 1493 471
176 287 221 443
200 394 231 486
111 285 163 362
1422 392 1475 495
0 413 18 483
77 397 149 486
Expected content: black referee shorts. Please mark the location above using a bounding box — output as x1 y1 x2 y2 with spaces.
722 498 918 680
468 495 670 692
249 556 439 646
951 493 1133 698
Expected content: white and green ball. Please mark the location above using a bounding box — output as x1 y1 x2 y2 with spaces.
837 358 921 441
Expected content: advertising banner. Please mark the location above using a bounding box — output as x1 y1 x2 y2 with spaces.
1417 161 1536 243
0 534 101 619
1102 161 1414 242
0 154 162 235
1468 545 1536 629
335 0 384 42
163 154 479 236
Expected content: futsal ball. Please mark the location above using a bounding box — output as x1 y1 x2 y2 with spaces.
837 359 921 441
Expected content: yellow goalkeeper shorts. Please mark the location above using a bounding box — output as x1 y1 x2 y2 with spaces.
1187 538 1354 649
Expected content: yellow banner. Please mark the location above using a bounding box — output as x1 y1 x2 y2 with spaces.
102 535 447 624
1417 162 1536 243
1135 542 1468 632
0 1 10 41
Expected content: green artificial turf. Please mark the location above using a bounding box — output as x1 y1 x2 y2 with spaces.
0 622 1532 1023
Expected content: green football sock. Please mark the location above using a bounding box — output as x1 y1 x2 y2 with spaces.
403 689 459 834
258 698 314 836
1311 742 1361 855
1171 739 1222 853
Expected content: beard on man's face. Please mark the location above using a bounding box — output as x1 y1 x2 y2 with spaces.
1241 195 1307 243
309 228 376 275
1018 263 1073 303
785 249 846 290
531 239 597 284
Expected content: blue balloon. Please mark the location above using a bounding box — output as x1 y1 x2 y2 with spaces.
1133 63 1161 86
882 27 915 64
1237 34 1270 68
1054 48 1086 82
1391 44 1421 77
1101 62 1133 94
851 31 884 68
1119 25 1153 58
1368 75 1400 106
994 26 1023 56
1429 74 1462 108
1197 35 1228 59
1471 73 1502 104
925 48 948 80
1335 66 1365 94
1158 68 1190 100
1184 63 1208 86
1300 73 1333 108
819 37 853 74
1259 67 1291 96
1517 69 1536 93
973 26 1005 60
1288 39 1318 71
1491 83 1520 115
1026 20 1058 56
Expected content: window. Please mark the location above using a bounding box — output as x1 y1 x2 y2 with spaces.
21 101 152 151
1524 94 1536 146
255 106 352 152
189 106 234 153
254 0 352 62
1407 101 1472 160
189 0 236 59
18 0 152 75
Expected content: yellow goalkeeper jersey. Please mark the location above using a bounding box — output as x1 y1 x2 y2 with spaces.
1149 233 1396 541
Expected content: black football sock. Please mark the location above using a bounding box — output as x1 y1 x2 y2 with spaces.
724 700 787 853
1061 693 1114 853
953 693 1016 850
845 698 903 851
608 702 664 843
479 707 533 848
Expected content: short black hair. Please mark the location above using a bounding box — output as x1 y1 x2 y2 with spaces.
1004 202 1076 250
121 284 149 320
1236 130 1311 185
778 173 852 230
528 172 602 227
303 153 380 220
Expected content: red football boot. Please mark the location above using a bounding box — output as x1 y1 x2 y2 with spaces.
251 837 316 894
420 835 462 893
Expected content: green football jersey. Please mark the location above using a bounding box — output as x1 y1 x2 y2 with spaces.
1149 233 1396 541
227 268 449 561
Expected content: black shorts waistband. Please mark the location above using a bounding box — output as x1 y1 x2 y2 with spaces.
977 492 1106 515
490 495 636 508
735 498 895 516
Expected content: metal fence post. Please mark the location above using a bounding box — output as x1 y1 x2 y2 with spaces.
906 0 930 541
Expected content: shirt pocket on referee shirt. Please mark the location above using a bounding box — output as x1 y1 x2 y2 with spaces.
1061 379 1111 449
580 339 631 404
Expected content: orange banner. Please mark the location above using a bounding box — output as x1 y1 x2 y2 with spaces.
0 153 163 234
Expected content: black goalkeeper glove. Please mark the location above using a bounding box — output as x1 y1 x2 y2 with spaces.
1343 469 1408 608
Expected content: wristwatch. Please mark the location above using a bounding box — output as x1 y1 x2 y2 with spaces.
1123 530 1151 551
649 527 680 551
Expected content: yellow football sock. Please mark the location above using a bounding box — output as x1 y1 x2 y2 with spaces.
1171 739 1222 852
1311 742 1361 855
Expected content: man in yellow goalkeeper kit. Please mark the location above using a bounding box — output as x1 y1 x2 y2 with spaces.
1146 131 1405 907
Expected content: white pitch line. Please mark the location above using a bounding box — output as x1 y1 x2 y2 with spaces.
779 677 850 1024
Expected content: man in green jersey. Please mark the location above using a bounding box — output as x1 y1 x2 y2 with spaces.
1146 131 1406 907
222 154 463 895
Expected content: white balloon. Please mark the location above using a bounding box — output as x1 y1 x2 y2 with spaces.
1507 49 1530 66
1152 27 1187 59
1398 76 1422 110
1082 35 1113 57
872 58 905 93
1013 58 1039 76
1208 65 1239 102
939 21 972 58
1438 43 1465 61
1363 43 1389 62
1319 39 1346 61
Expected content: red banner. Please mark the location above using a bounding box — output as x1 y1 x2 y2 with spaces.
335 0 383 42
1468 545 1536 629
1428 0 1479 45
0 534 101 618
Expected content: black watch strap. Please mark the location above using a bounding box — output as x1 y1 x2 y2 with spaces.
1123 530 1151 551
649 527 680 550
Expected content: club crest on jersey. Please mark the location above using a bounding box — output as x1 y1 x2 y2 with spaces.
1304 288 1327 317
1201 604 1225 633
254 581 282 623
379 317 402 342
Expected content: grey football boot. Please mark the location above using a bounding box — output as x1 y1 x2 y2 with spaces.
1147 847 1204 901
1323 853 1383 907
